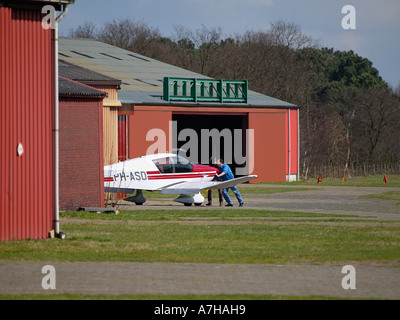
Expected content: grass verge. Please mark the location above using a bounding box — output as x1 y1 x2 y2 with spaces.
1 210 398 265
60 209 358 221
359 191 400 205
260 175 400 187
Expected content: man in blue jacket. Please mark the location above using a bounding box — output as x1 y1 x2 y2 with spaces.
215 159 244 207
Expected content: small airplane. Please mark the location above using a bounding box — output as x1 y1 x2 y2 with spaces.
104 153 257 206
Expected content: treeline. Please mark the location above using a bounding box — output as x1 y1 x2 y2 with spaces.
68 19 400 177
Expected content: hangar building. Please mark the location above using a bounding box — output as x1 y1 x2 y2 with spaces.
59 38 300 183
0 0 75 241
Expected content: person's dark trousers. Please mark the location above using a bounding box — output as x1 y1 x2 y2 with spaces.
207 189 223 206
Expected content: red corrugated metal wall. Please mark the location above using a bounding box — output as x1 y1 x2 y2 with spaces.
0 7 55 240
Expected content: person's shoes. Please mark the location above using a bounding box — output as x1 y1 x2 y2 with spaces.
239 202 244 207
225 204 233 207
206 202 212 206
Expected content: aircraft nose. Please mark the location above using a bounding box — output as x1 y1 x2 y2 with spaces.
192 164 219 174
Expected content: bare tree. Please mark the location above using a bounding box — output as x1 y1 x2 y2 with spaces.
98 18 161 54
268 20 320 50
172 24 223 74
68 21 98 39
352 88 400 164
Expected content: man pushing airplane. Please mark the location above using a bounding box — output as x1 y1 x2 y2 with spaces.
215 159 245 207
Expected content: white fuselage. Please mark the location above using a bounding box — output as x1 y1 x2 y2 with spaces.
104 153 218 194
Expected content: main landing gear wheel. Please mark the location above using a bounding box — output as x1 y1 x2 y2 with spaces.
124 190 147 205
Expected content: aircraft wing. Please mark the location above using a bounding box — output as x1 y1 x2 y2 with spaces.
159 175 258 194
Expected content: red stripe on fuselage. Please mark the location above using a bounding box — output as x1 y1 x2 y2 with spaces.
147 172 216 180
146 171 160 175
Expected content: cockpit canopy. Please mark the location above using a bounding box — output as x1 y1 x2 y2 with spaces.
152 155 194 174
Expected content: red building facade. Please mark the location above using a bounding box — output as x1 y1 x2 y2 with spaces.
59 77 106 211
0 0 74 241
120 105 299 183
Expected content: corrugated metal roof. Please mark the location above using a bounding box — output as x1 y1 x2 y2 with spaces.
59 38 297 108
59 60 121 86
118 90 295 108
59 76 107 97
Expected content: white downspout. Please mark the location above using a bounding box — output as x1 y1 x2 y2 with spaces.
287 109 291 182
54 4 68 239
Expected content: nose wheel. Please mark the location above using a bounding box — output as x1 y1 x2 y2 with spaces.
183 203 202 207
174 193 205 206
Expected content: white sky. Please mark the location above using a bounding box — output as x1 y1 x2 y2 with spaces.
59 0 400 88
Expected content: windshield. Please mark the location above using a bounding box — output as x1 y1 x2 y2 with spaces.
153 155 193 173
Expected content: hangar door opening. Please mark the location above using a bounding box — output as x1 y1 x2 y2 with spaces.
172 114 249 177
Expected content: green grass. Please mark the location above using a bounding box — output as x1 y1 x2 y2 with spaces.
1 210 398 265
360 191 400 203
60 209 357 221
260 175 400 187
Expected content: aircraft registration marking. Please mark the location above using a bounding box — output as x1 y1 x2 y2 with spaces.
112 171 148 182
